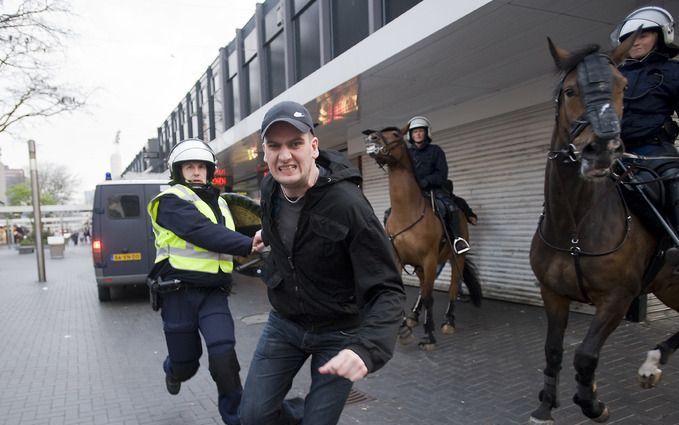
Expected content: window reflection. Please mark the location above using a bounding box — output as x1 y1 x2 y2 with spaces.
384 0 422 23
245 57 261 115
266 33 286 100
294 1 320 82
107 195 140 219
331 0 369 57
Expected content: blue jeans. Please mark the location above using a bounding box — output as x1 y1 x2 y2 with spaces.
240 311 354 425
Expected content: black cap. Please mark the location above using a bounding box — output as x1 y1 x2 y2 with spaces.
261 101 314 138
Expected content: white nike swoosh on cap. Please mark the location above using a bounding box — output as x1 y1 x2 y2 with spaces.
293 112 305 118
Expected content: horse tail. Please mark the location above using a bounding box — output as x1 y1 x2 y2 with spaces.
462 257 482 307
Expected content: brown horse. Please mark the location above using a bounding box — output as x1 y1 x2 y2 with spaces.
364 126 482 351
529 36 679 424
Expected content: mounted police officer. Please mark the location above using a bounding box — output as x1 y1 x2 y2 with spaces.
611 6 679 265
406 116 470 254
147 138 255 425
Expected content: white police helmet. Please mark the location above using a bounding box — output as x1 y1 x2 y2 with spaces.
407 116 432 141
611 6 676 48
167 138 216 181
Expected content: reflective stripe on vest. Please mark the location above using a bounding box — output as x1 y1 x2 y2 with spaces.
148 185 235 273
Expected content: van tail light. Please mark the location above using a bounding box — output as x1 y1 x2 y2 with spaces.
92 239 103 264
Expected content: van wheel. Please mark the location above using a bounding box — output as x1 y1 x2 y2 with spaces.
98 286 111 302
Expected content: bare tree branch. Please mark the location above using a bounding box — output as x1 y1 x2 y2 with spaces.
0 0 84 135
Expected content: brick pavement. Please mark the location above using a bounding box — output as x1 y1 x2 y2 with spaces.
0 244 678 424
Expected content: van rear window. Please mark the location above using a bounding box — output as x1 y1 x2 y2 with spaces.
107 195 141 219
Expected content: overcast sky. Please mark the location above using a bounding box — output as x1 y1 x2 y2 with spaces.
0 0 259 202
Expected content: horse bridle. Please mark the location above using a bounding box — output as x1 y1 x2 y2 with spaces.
549 53 620 163
365 130 405 164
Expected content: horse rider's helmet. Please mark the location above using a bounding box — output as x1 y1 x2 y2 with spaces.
611 6 677 48
407 116 433 140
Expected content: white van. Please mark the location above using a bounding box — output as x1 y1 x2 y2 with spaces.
91 179 168 301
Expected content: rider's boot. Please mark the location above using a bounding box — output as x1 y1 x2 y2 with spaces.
662 168 679 268
447 208 470 254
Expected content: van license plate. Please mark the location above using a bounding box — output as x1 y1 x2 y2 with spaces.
112 253 142 261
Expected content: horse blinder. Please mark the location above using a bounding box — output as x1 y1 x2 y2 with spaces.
576 53 620 140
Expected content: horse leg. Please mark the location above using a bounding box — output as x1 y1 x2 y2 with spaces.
638 331 679 388
441 255 463 334
406 293 423 328
418 294 436 351
639 289 679 388
572 296 633 423
399 293 422 345
530 287 570 425
418 265 438 351
441 299 456 334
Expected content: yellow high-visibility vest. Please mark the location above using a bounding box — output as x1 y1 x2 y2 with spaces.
148 185 235 273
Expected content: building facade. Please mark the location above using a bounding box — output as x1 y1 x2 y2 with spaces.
123 0 679 320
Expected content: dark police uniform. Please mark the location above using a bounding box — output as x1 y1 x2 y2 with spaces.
408 137 467 249
148 183 252 425
620 50 679 236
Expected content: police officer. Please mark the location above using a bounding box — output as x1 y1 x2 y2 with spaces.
147 138 255 425
407 116 470 253
612 6 679 264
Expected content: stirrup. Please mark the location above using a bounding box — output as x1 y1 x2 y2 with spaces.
453 237 470 254
665 247 679 267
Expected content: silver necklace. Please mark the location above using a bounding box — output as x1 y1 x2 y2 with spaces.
281 188 303 204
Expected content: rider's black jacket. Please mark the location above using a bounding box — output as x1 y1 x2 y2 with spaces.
619 51 679 145
408 138 449 191
259 149 405 373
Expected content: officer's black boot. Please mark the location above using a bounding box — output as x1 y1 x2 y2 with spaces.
165 373 181 395
447 207 470 254
663 168 679 268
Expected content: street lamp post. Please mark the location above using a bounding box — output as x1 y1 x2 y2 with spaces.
28 139 46 282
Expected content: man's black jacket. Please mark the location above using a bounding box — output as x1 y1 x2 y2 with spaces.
260 149 405 373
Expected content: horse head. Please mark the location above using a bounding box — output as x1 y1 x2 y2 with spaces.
363 126 408 166
548 32 637 179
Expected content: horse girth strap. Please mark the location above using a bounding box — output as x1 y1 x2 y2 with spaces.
572 255 590 304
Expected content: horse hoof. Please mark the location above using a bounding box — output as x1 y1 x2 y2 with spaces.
592 406 609 423
418 342 436 351
638 372 662 389
441 323 456 334
406 318 418 328
399 333 415 345
528 416 554 425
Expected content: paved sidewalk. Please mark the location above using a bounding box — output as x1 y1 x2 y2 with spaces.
0 244 678 424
